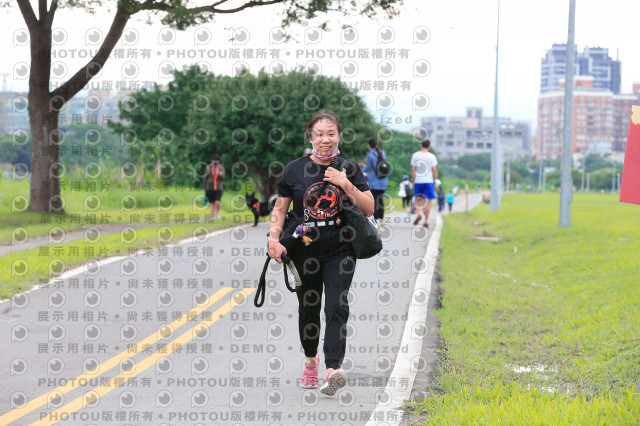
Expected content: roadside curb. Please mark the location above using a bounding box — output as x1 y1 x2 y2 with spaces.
366 214 444 425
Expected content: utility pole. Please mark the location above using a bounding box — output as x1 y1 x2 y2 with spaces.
611 159 616 192
538 141 544 191
618 173 621 193
465 171 469 213
490 0 502 212
581 156 586 191
558 0 576 228
586 172 590 192
506 153 511 192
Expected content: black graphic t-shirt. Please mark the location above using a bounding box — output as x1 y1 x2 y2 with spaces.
278 156 369 255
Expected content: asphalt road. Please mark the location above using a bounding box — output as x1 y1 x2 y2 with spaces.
0 206 447 426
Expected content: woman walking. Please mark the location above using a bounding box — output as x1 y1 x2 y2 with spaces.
268 110 374 396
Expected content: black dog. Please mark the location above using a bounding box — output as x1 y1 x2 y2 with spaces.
245 192 277 226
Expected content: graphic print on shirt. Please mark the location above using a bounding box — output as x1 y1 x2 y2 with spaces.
303 182 344 220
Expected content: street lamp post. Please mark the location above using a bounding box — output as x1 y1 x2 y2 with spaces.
506 153 511 191
490 0 502 212
558 0 577 228
538 138 544 191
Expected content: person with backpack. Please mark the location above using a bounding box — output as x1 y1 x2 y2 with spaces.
268 110 374 395
203 153 225 220
398 174 413 213
366 138 389 226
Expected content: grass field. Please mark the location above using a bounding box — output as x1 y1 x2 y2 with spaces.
0 180 254 243
405 193 640 424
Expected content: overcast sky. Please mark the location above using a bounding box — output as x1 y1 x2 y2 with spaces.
3 0 639 132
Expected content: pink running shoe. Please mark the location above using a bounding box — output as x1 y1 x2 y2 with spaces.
320 368 346 396
301 355 320 388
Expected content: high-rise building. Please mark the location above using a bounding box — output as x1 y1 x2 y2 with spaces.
578 47 621 94
540 44 580 94
536 77 639 160
612 83 640 152
421 107 531 159
540 44 621 94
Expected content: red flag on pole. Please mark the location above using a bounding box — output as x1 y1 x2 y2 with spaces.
620 105 640 205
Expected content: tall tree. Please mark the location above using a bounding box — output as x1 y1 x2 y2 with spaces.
13 0 402 212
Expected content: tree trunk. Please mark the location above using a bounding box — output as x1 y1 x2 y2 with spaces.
28 23 63 212
254 168 279 202
24 5 130 212
135 161 145 190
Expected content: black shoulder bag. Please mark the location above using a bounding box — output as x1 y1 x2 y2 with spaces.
334 158 383 259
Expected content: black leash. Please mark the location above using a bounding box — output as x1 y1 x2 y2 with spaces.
255 254 296 307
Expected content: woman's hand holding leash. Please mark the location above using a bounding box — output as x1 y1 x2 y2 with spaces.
268 238 287 264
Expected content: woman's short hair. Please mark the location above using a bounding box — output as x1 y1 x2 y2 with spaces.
304 109 342 140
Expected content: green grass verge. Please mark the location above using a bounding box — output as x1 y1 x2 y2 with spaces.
0 180 262 298
0 216 248 299
406 193 640 424
0 180 252 244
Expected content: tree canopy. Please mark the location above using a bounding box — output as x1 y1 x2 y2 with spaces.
111 66 383 199
457 153 492 172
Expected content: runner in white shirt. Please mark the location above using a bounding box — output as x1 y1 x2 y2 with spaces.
410 139 438 228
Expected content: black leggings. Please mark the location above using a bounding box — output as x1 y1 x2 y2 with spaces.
371 189 385 220
292 250 356 369
402 196 412 208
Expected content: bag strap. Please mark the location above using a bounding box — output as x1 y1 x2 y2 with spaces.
211 165 219 190
331 157 348 179
255 254 296 308
333 157 359 208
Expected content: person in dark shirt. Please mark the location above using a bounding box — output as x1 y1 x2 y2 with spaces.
437 185 445 212
203 153 225 219
269 109 374 396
